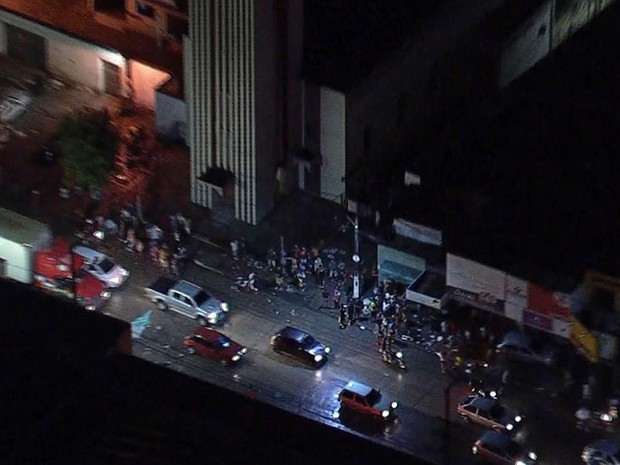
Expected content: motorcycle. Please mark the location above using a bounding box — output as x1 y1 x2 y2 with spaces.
382 349 406 370
234 274 258 293
469 378 499 399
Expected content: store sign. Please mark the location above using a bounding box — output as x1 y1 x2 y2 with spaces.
569 316 598 363
448 287 505 314
447 254 506 300
527 284 570 321
522 309 553 332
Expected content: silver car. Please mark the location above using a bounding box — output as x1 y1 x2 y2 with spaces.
73 246 129 288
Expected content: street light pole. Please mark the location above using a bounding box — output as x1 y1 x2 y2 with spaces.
346 214 361 300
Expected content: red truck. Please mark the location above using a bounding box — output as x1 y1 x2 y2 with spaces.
0 208 110 310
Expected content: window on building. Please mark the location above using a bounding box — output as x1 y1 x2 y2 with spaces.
136 1 155 18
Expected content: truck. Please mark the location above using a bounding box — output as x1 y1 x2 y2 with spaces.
0 207 110 310
145 277 229 326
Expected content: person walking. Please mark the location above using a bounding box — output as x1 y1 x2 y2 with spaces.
321 289 330 309
332 287 341 309
339 306 347 329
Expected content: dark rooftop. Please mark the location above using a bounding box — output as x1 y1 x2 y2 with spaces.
303 0 451 92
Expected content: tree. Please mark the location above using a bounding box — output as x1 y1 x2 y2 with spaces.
57 110 119 190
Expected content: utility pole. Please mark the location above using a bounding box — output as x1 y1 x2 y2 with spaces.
346 214 361 300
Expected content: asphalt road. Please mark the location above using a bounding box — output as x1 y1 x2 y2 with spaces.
101 241 605 465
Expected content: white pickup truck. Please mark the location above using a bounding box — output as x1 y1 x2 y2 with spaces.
145 277 229 326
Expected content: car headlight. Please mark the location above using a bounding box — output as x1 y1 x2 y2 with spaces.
391 401 398 409
85 305 96 311
382 410 390 418
472 445 478 455
514 415 522 423
490 390 497 399
231 355 241 362
601 413 613 422
506 423 514 431
528 452 537 461
110 276 122 285
241 347 248 354
120 268 129 277
396 351 403 359
314 354 323 363
101 291 111 299
324 346 331 354
208 311 218 321
515 461 526 465
220 302 229 312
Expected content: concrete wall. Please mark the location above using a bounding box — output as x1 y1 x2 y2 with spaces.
155 89 186 142
499 0 552 88
0 20 6 54
319 87 346 203
345 0 503 183
253 0 278 223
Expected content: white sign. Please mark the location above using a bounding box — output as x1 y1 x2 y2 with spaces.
505 274 528 307
392 218 442 246
447 254 506 300
504 301 524 322
406 290 442 309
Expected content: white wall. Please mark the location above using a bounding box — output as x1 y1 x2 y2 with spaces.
319 87 346 202
499 0 553 88
0 9 126 92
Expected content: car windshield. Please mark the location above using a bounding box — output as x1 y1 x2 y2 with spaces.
98 257 116 273
194 290 211 306
366 389 381 405
215 335 232 349
301 334 317 348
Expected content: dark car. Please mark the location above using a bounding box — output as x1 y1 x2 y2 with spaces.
184 326 247 365
457 395 523 433
496 331 557 366
582 439 620 465
472 431 538 465
336 381 398 421
270 326 330 368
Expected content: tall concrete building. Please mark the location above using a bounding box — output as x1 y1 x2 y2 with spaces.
184 0 303 225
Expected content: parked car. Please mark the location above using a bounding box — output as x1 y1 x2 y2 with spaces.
184 327 247 365
270 326 331 368
496 331 557 366
336 381 398 421
145 277 229 326
457 395 523 433
0 88 31 123
73 245 129 288
582 439 620 465
472 431 538 465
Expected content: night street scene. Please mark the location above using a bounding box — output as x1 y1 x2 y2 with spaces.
1 1 620 465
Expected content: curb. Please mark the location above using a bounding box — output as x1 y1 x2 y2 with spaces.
192 233 227 250
192 259 225 275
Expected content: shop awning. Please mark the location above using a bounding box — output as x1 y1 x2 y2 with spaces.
379 260 423 286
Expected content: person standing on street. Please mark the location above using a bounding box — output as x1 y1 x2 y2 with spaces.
332 287 341 309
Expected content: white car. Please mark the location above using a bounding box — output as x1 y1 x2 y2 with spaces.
0 89 32 123
73 246 129 288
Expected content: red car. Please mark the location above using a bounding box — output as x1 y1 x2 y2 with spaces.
184 327 247 365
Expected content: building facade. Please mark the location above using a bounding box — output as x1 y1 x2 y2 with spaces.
185 0 303 225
